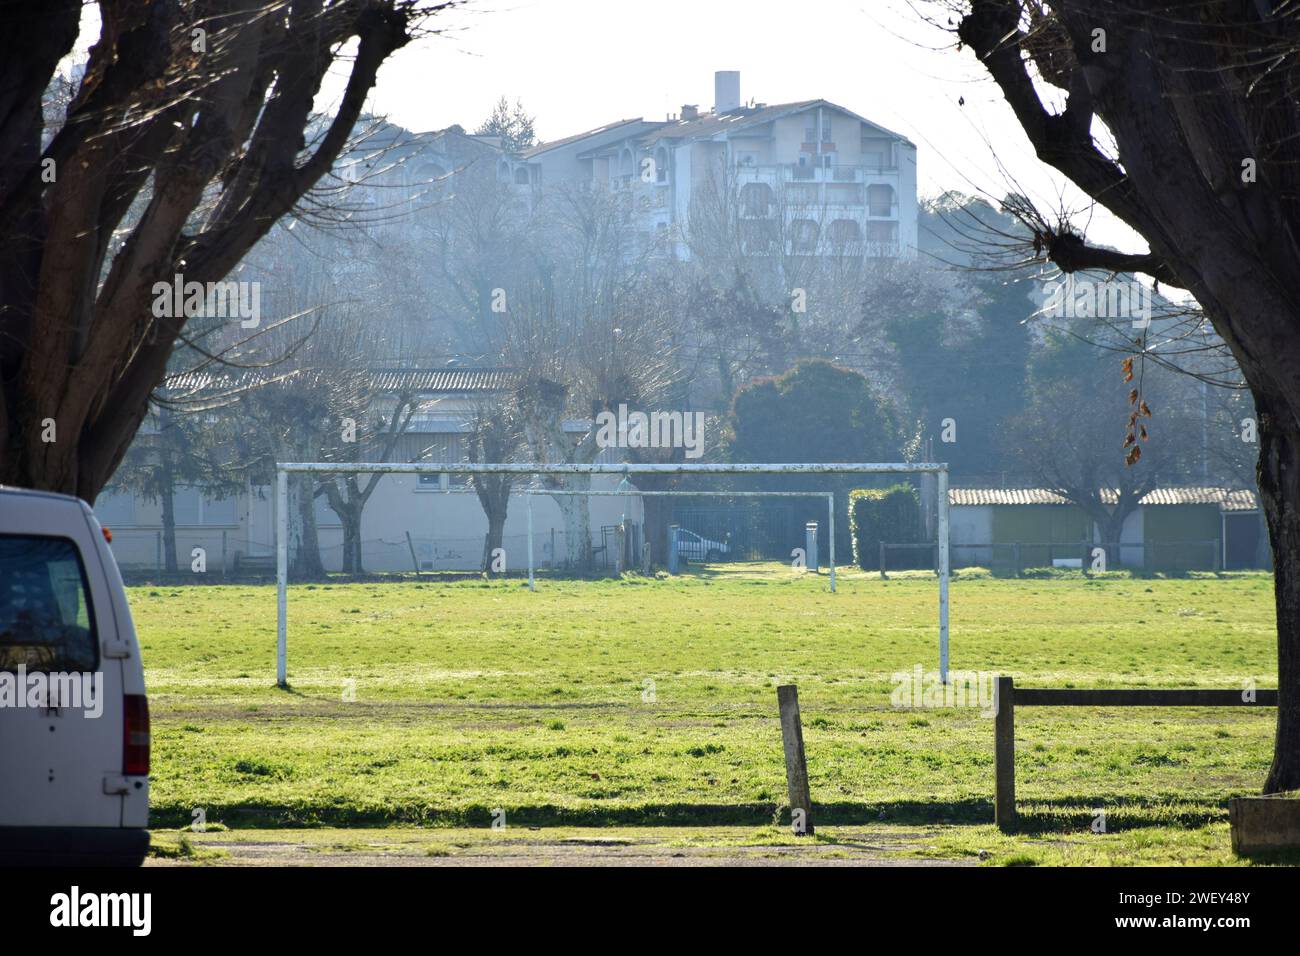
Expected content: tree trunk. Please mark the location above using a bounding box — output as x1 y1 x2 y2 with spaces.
482 511 506 575
159 462 178 574
291 477 326 580
552 492 591 571
340 508 362 576
1257 398 1300 793
1100 511 1127 571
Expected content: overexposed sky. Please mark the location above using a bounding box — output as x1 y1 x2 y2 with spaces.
353 0 1138 251
70 0 1139 252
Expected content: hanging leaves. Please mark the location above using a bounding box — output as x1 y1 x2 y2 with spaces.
1122 357 1150 467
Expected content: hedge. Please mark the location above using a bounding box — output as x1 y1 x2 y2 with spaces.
849 483 923 570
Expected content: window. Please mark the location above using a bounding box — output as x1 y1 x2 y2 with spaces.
94 489 136 526
172 487 238 526
0 536 98 673
866 220 899 254
513 166 531 185
828 219 862 245
791 218 820 254
868 184 895 217
861 138 891 169
413 434 470 491
821 117 832 143
740 182 773 217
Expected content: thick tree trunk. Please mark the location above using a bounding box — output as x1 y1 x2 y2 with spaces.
482 511 506 575
1099 512 1126 571
552 492 591 571
1257 398 1300 794
340 509 362 576
290 477 326 580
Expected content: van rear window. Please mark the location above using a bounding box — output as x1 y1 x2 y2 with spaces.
0 536 98 673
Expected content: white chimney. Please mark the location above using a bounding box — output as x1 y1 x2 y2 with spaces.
715 71 740 113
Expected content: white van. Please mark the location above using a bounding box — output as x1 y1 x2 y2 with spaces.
0 487 149 866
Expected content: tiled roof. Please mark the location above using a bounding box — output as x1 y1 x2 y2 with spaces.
162 367 515 396
519 119 656 158
949 487 1259 511
638 100 819 145
638 99 915 147
368 368 515 392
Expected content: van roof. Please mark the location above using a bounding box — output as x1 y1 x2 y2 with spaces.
0 485 88 507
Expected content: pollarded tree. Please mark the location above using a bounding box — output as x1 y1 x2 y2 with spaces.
946 0 1300 791
0 0 437 501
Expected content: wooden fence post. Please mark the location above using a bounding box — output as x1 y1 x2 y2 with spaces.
777 684 815 836
995 676 1016 830
879 541 888 580
405 531 421 577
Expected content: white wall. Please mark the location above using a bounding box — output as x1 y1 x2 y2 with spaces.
949 505 992 566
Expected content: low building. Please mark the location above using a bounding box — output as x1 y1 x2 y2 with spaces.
947 487 1266 571
96 368 637 575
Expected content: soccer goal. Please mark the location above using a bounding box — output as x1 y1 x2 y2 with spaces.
523 487 839 591
273 462 951 686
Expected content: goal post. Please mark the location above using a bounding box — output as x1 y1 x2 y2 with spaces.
274 461 950 687
524 488 838 592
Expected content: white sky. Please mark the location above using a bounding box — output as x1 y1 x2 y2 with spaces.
352 0 1141 252
70 0 1140 252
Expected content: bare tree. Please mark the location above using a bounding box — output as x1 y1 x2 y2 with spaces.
0 0 442 500
945 0 1300 791
464 396 524 575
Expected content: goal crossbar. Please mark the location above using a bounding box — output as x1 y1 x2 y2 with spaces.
273 461 950 686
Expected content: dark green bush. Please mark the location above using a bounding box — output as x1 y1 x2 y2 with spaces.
850 484 923 570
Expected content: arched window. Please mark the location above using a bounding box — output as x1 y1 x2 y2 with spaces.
514 166 531 185
791 218 820 253
867 184 895 217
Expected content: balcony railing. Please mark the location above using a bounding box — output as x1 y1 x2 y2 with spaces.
737 162 899 184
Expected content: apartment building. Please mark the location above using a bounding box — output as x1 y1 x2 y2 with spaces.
501 71 918 260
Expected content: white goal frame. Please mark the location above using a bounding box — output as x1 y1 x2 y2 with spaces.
274 462 950 686
524 488 838 591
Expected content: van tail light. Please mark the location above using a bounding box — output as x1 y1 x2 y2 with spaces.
123 694 150 776
102 526 113 543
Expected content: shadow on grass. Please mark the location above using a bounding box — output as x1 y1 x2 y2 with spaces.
150 794 1234 832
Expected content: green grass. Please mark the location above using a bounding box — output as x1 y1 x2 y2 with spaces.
133 564 1285 863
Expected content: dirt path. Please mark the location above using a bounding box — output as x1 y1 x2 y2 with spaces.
148 826 981 867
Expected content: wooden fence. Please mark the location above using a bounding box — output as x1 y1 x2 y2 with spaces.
993 676 1278 830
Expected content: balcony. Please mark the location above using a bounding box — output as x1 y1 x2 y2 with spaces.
736 162 898 185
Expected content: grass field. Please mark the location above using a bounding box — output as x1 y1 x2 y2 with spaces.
133 563 1288 865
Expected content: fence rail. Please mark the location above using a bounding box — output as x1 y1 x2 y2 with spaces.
876 539 1227 575
993 676 1278 830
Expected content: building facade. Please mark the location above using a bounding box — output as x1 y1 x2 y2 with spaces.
501 72 918 261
